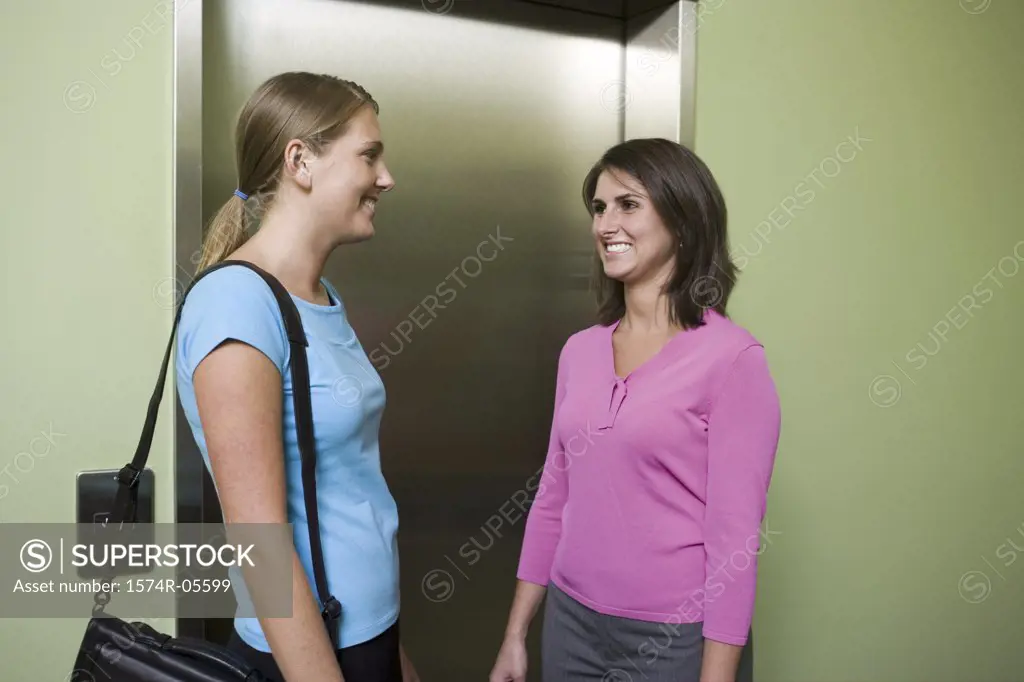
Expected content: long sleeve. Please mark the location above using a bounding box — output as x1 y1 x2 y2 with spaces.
516 342 571 585
702 344 781 646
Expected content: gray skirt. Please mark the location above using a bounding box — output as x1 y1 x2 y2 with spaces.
541 583 754 682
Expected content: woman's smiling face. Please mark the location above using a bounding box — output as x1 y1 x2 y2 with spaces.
590 168 677 287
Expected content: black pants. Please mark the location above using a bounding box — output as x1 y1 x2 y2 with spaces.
226 620 402 682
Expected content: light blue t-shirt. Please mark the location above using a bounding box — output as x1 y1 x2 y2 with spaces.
174 264 400 651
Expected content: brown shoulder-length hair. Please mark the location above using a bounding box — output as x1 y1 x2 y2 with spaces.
581 138 737 330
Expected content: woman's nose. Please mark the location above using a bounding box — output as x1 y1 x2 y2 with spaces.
378 165 396 191
597 217 622 237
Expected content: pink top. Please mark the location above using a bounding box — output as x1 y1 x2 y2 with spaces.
516 310 781 646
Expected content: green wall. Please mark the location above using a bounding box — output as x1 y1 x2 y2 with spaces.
693 1 1024 680
0 1 176 678
2 1 1021 680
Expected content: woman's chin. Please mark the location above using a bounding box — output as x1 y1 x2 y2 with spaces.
336 220 375 245
357 214 377 238
602 262 633 282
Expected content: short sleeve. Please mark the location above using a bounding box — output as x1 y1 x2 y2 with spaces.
176 266 290 379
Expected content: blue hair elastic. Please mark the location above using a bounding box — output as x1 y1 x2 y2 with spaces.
233 188 249 201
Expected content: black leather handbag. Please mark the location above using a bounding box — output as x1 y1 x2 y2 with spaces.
70 260 342 681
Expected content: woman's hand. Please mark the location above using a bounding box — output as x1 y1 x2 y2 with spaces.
399 642 420 682
490 580 546 682
488 635 528 682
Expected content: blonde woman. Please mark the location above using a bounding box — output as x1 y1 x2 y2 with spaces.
176 72 417 682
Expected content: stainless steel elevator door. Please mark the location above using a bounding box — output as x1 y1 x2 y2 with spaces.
202 0 622 677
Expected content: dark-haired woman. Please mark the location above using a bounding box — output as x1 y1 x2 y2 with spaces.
489 139 781 682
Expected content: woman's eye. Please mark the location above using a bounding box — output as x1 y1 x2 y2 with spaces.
622 200 637 210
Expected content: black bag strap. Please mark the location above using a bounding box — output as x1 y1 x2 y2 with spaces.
107 259 341 643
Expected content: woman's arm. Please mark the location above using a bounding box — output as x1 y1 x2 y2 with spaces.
700 640 744 682
491 343 573 682
700 344 781 682
489 580 547 682
195 340 344 682
502 580 548 642
398 641 420 682
514 342 572 586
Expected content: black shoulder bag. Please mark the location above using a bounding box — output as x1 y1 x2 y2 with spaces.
70 260 341 681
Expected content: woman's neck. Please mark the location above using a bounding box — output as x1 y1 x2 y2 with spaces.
236 208 333 302
621 275 677 335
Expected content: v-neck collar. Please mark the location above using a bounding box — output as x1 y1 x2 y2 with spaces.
606 311 715 383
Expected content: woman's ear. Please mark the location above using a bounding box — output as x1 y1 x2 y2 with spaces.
283 139 313 190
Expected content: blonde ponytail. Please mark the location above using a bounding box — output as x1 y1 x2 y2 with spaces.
195 193 250 274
